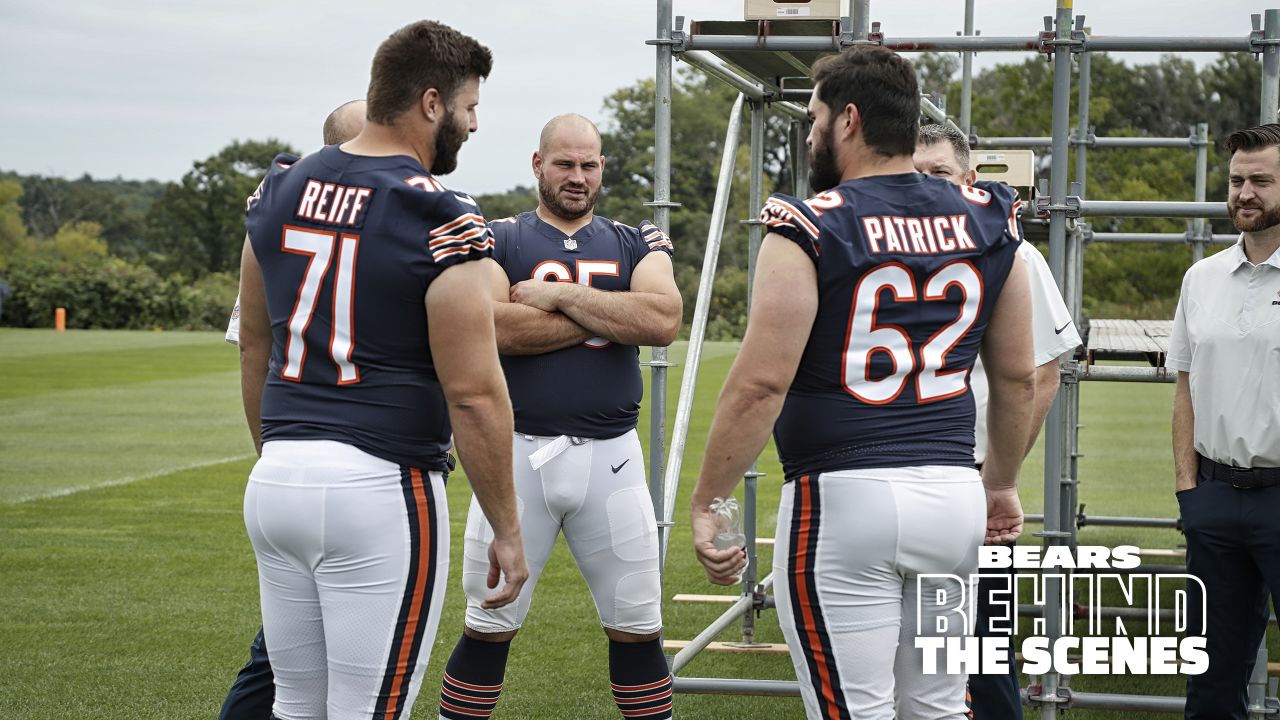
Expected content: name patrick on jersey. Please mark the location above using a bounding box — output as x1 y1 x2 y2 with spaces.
862 213 977 255
295 179 374 227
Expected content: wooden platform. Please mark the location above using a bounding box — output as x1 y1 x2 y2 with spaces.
664 639 791 655
1086 319 1173 367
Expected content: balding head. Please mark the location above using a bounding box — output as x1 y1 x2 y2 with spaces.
323 99 368 145
533 114 605 223
538 113 602 156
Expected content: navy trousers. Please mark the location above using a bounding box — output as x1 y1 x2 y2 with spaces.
1181 456 1280 720
219 628 275 720
968 540 1024 719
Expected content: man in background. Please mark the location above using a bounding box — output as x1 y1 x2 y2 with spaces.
1169 123 1280 720
914 122 1081 719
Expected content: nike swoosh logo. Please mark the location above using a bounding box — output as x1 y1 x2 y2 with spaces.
1055 322 1071 334
611 459 630 474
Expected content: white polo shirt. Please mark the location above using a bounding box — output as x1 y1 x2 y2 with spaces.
972 242 1081 465
1166 237 1280 468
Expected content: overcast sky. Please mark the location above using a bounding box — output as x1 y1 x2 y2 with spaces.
0 1 1269 195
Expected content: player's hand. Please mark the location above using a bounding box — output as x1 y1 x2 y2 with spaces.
510 279 564 312
481 533 529 609
691 504 747 586
985 486 1024 545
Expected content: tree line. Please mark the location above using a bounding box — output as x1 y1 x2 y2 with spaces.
0 51 1260 332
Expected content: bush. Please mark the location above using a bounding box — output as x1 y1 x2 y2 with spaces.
0 253 229 330
180 272 239 330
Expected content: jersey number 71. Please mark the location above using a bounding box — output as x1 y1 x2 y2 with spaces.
280 225 360 385
843 259 982 404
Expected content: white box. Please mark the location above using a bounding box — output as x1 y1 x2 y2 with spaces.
972 150 1037 199
744 0 845 20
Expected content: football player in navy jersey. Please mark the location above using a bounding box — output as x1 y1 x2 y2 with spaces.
235 21 527 720
435 114 682 720
690 46 1035 720
219 98 368 720
915 123 1081 720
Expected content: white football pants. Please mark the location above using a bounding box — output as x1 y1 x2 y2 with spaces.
774 466 985 720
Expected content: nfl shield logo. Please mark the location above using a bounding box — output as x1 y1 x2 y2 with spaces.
563 237 578 251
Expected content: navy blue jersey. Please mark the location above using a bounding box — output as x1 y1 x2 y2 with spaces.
491 211 673 438
764 173 1023 478
245 145 493 471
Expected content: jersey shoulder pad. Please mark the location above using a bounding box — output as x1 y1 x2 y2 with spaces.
970 180 1024 245
760 192 823 263
245 153 301 211
636 220 674 255
407 183 493 266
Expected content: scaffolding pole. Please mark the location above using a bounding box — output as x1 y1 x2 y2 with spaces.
659 94 746 566
1263 10 1280 123
1077 200 1229 218
740 99 768 645
679 34 1253 54
960 0 975 134
1191 123 1211 262
973 135 1199 148
1090 232 1236 244
1036 3 1076 717
649 0 675 565
679 52 809 120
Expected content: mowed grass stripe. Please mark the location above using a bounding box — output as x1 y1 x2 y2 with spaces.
0 342 238 400
0 371 248 504
0 328 231 359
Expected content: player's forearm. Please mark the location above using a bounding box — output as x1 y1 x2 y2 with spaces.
555 284 682 347
1172 372 1198 491
449 388 520 537
983 370 1036 490
493 302 592 355
1025 358 1063 458
239 344 269 456
692 376 787 509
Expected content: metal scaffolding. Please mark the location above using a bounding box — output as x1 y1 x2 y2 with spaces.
649 1 1280 718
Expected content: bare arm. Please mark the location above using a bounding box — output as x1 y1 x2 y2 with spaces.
487 259 592 354
1025 356 1064 458
510 251 682 347
237 235 271 457
980 257 1036 543
427 260 528 608
690 235 817 584
1172 371 1198 492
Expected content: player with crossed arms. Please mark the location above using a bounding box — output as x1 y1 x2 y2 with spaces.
435 113 682 720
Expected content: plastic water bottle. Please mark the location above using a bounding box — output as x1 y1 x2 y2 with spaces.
710 496 746 551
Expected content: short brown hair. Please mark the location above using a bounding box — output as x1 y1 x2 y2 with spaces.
811 46 919 157
917 123 971 171
1226 123 1280 155
366 21 492 125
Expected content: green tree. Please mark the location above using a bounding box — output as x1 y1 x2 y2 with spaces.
146 139 298 277
475 186 538 220
0 179 28 269
597 70 800 334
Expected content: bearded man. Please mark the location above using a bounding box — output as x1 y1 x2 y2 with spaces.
1168 122 1280 720
435 113 683 720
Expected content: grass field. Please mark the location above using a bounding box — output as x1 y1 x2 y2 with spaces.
0 327 1261 718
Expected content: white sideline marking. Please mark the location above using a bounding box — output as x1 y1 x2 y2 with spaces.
7 454 254 505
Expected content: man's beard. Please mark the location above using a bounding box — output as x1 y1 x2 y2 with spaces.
808 123 842 193
538 176 598 221
1228 197 1280 233
429 111 467 175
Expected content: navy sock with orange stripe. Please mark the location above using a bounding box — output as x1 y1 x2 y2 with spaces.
438 634 510 720
608 639 673 719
